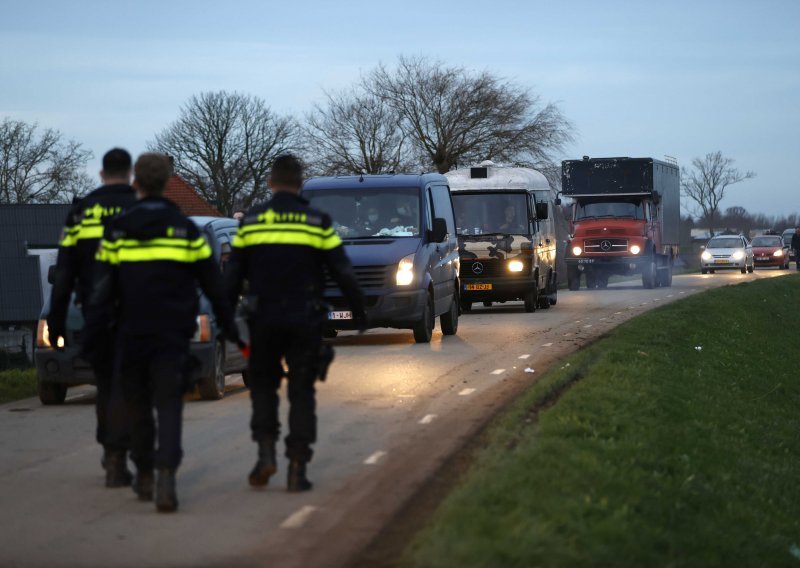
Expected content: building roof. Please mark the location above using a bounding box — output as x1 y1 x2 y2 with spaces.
163 175 223 217
0 204 71 323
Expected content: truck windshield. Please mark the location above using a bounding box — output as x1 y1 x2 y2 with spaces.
303 188 421 238
575 199 645 220
451 193 529 236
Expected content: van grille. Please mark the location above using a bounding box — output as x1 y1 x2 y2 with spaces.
460 259 528 278
324 265 391 289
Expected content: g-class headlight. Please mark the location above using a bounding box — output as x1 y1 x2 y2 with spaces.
508 260 524 272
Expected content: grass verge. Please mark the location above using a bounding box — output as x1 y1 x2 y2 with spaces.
405 273 800 566
0 368 38 404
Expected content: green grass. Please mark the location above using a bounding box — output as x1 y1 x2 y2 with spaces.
0 368 38 404
406 273 800 567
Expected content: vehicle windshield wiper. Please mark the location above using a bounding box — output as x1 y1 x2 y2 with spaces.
460 232 514 238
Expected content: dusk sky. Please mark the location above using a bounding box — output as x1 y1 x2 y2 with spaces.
2 0 797 217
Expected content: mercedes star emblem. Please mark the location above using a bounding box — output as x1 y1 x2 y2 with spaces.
600 240 612 251
472 262 484 275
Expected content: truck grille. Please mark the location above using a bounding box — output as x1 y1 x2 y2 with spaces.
324 265 391 289
583 238 628 253
460 259 528 278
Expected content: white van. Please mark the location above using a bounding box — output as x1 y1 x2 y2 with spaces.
446 161 559 312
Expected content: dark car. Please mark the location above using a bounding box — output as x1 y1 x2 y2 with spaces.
34 216 248 404
302 174 460 343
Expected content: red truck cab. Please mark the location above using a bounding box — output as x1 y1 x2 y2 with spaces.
562 157 680 290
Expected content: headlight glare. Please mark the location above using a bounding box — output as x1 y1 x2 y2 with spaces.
701 251 712 261
630 245 641 255
508 260 524 272
396 254 415 286
572 246 582 256
732 250 745 260
774 249 784 257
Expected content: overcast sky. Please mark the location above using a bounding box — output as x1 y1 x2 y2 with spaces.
2 0 797 217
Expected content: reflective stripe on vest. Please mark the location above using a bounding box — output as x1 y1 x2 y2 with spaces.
96 236 212 264
232 224 342 251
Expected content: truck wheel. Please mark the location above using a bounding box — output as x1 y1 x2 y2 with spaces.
567 269 580 291
597 273 609 289
198 341 226 400
548 272 558 305
413 292 435 343
537 277 551 309
523 288 538 313
38 382 67 405
642 258 656 289
440 289 459 335
657 264 673 287
586 272 598 289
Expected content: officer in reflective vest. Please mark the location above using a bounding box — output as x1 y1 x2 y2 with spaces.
47 148 137 487
86 153 240 513
226 154 365 492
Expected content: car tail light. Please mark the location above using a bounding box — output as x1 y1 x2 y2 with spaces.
192 315 212 342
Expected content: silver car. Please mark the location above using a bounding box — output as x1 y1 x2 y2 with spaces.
700 235 754 274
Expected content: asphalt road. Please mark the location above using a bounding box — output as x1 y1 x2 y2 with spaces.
0 269 790 567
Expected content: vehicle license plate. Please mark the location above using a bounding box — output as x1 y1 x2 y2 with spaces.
714 260 730 264
465 283 493 291
577 258 595 264
756 256 768 261
328 311 352 320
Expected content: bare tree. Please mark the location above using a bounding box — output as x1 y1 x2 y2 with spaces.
367 56 573 173
150 91 302 216
681 151 755 230
304 88 413 175
0 118 93 204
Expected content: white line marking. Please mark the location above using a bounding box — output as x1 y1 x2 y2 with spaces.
364 451 387 465
419 414 437 424
490 369 506 375
458 388 476 396
518 354 531 359
542 342 553 347
280 506 318 529
583 324 593 328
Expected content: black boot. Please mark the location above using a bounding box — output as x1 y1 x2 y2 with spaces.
104 450 133 488
132 469 154 501
287 460 313 493
248 437 277 487
155 469 178 513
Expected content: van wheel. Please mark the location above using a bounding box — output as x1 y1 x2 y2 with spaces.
413 293 435 343
198 342 226 400
440 289 459 335
460 300 472 313
548 273 558 305
38 382 67 405
523 288 537 313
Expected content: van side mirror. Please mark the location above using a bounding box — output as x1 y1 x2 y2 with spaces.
47 265 56 285
430 218 447 243
535 202 549 220
554 197 562 206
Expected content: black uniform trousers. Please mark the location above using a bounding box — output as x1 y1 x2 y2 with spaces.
248 318 321 463
80 307 129 452
114 332 189 471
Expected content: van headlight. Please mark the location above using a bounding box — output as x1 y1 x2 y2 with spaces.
192 315 212 342
630 245 641 255
37 319 64 348
508 260 524 272
701 251 712 261
572 246 582 256
396 254 415 286
732 250 745 260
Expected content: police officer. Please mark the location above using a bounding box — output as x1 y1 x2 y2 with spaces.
226 154 365 492
86 153 240 512
47 148 137 487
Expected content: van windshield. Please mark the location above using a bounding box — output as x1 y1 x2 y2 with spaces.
304 188 421 238
451 193 529 236
575 199 645 220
